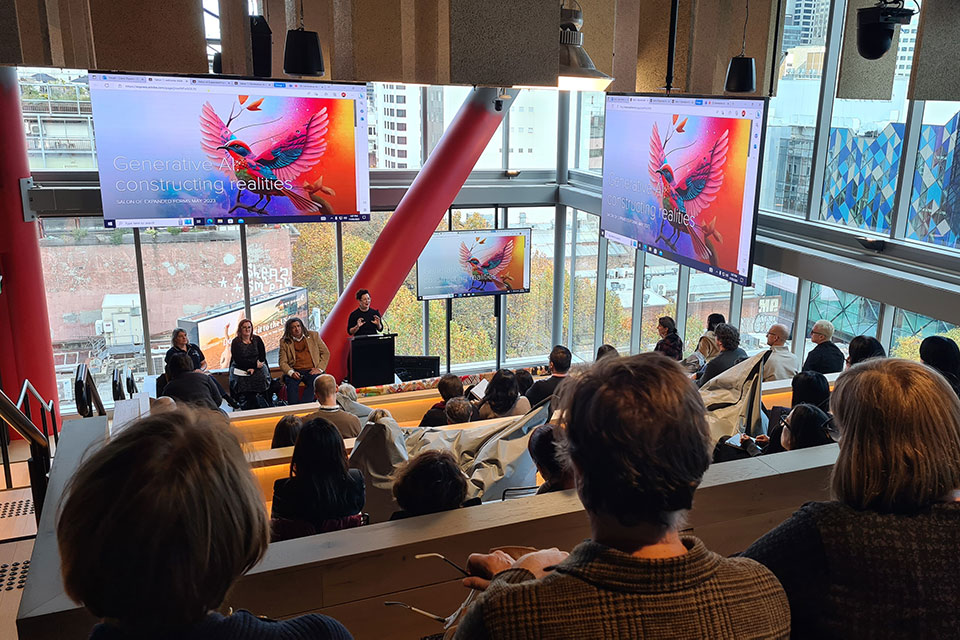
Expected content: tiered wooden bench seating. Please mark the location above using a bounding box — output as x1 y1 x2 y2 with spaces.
18 415 840 640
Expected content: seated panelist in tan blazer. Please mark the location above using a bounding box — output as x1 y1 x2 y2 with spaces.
278 317 330 405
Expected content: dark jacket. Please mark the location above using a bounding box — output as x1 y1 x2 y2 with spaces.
525 375 567 408
454 536 789 639
801 341 844 374
89 610 351 640
419 401 448 427
231 335 267 371
697 347 748 387
654 331 684 361
743 501 960 639
271 469 365 528
161 371 222 411
164 343 205 370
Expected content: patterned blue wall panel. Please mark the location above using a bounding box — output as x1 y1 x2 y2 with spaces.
908 111 960 251
821 123 904 234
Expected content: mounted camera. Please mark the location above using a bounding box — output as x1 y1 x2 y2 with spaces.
857 1 916 60
493 99 503 112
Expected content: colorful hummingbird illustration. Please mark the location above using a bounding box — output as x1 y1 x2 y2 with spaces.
459 238 515 291
200 100 328 215
648 119 729 265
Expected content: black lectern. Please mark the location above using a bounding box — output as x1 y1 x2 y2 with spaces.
349 333 396 388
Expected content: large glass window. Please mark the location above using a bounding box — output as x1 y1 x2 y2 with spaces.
567 211 599 363
38 218 145 409
450 209 498 367
890 309 959 361
505 207 558 364
907 100 960 252
508 89 558 169
759 1 829 217
602 240 635 354
639 253 680 352
18 67 96 170
804 282 880 359
139 225 244 372
820 5 918 234
368 83 424 170
430 86 503 169
740 266 799 353
576 91 605 173
685 273 731 355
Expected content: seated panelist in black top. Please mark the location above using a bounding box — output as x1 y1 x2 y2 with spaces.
164 328 207 371
347 289 382 337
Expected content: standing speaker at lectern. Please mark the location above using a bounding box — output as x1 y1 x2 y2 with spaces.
347 289 382 336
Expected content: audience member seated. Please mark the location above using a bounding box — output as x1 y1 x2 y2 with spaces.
271 418 365 539
57 407 352 640
271 415 303 449
333 382 373 421
304 375 362 438
801 319 844 374
444 397 474 425
454 353 789 639
697 323 748 388
419 374 464 426
763 323 799 382
595 344 619 360
515 369 534 396
528 424 574 494
479 369 532 419
161 353 223 412
696 312 725 362
365 408 394 426
776 403 834 451
654 316 683 361
526 345 572 407
230 319 272 410
278 317 330 405
846 335 886 367
920 335 960 398
390 450 479 520
743 359 960 638
763 370 831 456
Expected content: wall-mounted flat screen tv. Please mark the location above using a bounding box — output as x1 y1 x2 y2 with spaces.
600 93 768 286
417 228 532 300
89 71 371 228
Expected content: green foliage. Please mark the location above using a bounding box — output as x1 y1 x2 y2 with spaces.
70 228 88 241
891 327 960 361
109 229 125 245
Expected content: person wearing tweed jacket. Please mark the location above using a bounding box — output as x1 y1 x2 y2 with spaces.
454 353 789 640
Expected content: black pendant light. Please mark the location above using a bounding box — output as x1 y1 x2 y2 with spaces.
284 0 324 76
725 0 756 93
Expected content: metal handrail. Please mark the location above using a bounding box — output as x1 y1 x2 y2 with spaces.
0 388 51 522
75 363 105 418
16 378 59 446
112 369 126 402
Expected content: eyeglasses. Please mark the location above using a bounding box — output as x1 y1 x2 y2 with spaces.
811 331 825 337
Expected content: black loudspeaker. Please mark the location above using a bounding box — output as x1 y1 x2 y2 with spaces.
395 356 441 382
284 28 324 76
250 15 272 77
212 52 222 74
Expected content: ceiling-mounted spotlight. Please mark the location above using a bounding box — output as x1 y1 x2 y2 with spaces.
857 0 915 60
558 0 613 92
284 0 324 76
725 0 756 92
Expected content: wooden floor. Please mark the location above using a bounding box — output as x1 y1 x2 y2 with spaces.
0 537 34 640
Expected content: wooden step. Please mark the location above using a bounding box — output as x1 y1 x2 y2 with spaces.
0 489 37 544
0 537 35 640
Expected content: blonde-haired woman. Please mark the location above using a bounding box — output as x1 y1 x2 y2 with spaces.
743 358 960 638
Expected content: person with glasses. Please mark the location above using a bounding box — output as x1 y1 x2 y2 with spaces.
763 324 799 382
777 404 834 451
801 320 844 375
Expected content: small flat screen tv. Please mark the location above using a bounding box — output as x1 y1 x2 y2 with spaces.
417 228 532 300
600 93 768 286
88 71 371 228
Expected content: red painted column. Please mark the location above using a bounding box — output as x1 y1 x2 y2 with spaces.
0 67 59 431
320 88 512 381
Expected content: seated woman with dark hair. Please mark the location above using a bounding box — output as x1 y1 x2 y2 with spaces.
478 369 531 419
57 407 351 640
528 424 574 494
654 316 683 360
390 450 479 520
920 335 960 398
271 418 365 539
762 370 831 455
515 369 535 396
777 403 834 451
846 335 886 367
744 358 960 638
454 353 789 639
270 415 303 449
595 344 619 361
